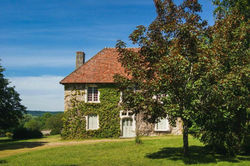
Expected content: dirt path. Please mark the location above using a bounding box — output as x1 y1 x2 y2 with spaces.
46 138 132 146
0 138 133 158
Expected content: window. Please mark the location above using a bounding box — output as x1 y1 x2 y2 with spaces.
155 117 170 131
86 114 99 130
87 87 99 102
122 112 127 116
120 111 134 117
128 112 133 116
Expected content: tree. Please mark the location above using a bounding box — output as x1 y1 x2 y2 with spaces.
24 118 42 131
115 0 208 156
212 0 249 19
37 112 52 130
19 114 33 127
45 113 63 135
192 0 250 155
0 62 26 130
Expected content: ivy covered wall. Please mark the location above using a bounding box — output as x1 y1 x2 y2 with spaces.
61 84 121 139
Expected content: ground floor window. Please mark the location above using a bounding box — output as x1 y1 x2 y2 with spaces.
155 117 170 131
86 114 99 130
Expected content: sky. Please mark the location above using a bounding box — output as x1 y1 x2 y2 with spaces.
0 0 215 111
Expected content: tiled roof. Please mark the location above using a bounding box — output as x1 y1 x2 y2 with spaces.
60 48 139 84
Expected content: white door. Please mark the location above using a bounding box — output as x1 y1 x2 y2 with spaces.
122 118 135 137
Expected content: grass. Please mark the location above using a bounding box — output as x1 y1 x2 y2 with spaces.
0 135 64 158
0 135 249 166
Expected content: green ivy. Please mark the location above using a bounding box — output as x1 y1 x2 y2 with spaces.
61 84 121 139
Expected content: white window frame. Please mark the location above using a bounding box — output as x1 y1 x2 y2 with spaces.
118 91 123 106
154 117 170 131
85 84 100 103
85 114 99 130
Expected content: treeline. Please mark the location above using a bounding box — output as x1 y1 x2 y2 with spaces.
21 112 63 135
27 110 62 117
2 112 64 139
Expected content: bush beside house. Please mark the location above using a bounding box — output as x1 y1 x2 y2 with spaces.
12 127 43 140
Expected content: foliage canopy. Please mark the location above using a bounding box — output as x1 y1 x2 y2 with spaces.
0 62 26 130
193 0 250 155
115 0 249 155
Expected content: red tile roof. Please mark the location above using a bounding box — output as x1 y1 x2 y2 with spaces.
60 48 139 84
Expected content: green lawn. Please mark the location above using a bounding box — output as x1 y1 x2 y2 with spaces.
0 135 249 166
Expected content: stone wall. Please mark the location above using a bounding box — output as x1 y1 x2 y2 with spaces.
64 84 86 111
136 113 183 136
63 83 183 136
171 118 183 135
136 112 155 136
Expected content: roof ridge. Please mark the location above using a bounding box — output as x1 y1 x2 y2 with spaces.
60 48 107 84
60 47 139 84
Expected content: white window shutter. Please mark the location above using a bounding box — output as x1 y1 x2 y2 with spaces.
88 115 92 129
166 118 170 130
161 118 167 130
87 115 98 130
92 115 97 129
155 117 170 131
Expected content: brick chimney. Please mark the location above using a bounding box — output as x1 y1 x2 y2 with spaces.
76 51 85 69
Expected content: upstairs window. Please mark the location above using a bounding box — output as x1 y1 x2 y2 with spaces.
155 117 170 131
87 87 99 102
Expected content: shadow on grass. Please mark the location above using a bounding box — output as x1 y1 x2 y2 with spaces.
146 146 250 165
0 160 7 164
0 138 13 144
0 141 47 151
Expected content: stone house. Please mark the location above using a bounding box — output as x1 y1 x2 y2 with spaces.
60 48 182 138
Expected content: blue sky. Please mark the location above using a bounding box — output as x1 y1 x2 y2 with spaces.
0 0 215 111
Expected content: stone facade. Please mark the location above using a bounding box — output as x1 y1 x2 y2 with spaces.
64 83 183 137
64 84 86 111
136 112 183 136
170 118 183 135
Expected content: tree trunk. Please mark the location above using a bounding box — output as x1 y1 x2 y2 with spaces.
135 113 142 144
183 120 189 156
135 113 140 136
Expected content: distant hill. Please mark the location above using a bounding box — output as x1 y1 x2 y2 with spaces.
27 110 63 116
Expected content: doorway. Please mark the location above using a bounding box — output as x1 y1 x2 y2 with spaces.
122 118 135 137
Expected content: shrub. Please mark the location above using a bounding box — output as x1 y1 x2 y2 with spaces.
50 128 61 135
45 113 63 135
0 129 5 137
135 135 142 144
5 132 13 138
12 127 42 140
24 119 42 131
241 135 250 154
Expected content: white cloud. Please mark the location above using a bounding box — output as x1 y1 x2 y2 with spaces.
0 46 103 68
8 76 64 111
3 56 74 68
0 47 75 68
